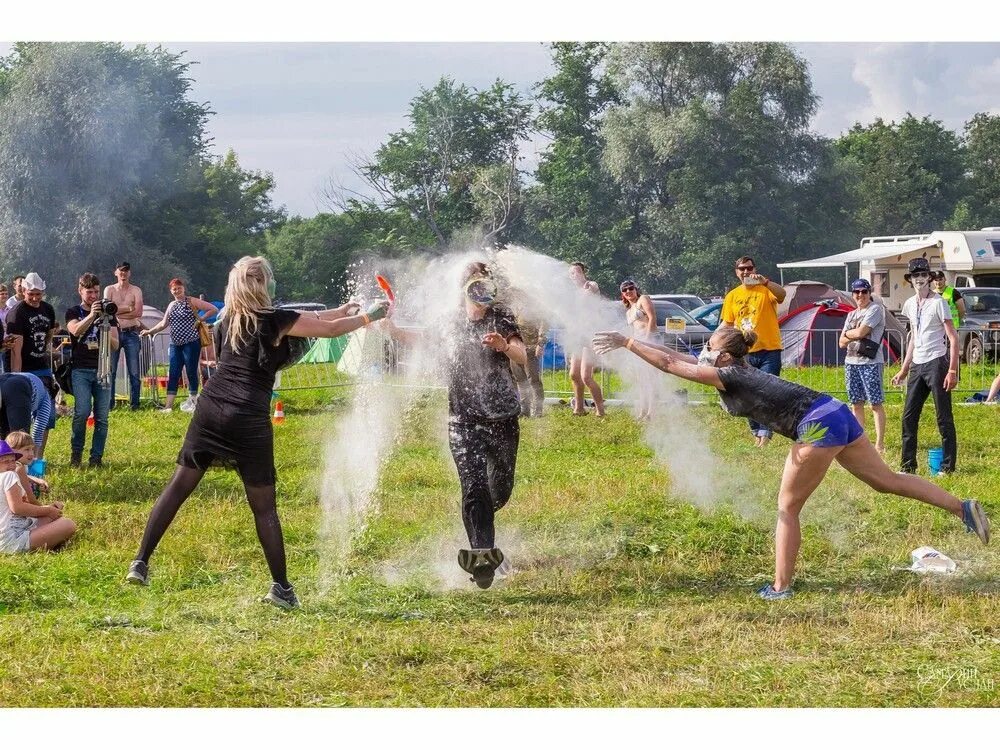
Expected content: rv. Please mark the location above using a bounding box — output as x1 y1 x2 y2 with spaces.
779 228 1000 312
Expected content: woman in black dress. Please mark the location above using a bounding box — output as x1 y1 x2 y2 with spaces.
126 256 389 609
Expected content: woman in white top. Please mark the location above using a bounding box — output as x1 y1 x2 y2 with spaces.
621 279 657 420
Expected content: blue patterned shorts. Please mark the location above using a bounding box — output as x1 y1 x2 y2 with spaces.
845 363 885 405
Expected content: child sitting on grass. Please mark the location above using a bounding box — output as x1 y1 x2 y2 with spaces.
6 431 49 498
0 435 76 553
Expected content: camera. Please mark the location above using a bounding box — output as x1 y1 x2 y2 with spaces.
99 298 118 316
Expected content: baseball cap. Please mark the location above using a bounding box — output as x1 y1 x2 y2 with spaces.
116 261 131 271
22 272 46 291
850 278 872 292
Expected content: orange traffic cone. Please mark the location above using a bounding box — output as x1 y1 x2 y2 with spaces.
87 412 95 428
272 400 285 425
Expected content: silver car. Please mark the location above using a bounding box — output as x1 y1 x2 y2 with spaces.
651 300 713 355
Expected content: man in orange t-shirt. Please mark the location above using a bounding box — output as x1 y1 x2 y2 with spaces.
719 255 786 446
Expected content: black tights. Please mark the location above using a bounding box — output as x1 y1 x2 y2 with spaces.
134 465 289 588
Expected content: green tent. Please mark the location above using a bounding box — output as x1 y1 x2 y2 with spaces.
298 335 349 364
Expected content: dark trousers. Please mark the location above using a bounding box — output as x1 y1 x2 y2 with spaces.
901 355 956 473
746 349 783 437
448 416 519 549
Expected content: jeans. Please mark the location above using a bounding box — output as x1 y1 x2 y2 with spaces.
111 328 142 409
167 340 202 396
746 349 783 438
71 368 112 460
901 355 956 473
448 416 519 549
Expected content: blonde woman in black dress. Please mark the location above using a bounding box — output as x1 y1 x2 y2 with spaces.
127 256 389 609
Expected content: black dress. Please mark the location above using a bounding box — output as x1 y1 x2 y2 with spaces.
177 308 300 486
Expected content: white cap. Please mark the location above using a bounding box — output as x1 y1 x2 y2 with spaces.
23 272 45 291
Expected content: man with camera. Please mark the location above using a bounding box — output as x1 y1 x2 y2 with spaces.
66 273 120 468
6 272 60 457
103 261 144 410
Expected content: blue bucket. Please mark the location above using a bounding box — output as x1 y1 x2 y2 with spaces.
927 447 944 474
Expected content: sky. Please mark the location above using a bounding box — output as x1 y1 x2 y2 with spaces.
3 36 1000 218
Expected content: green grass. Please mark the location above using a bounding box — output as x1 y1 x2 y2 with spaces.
1 386 999 706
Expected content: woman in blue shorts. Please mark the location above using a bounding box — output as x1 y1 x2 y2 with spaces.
593 326 991 600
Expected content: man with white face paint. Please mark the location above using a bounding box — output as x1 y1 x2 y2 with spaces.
890 257 959 475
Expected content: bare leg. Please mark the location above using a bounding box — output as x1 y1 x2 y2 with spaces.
835 435 963 517
773 443 839 591
871 403 886 453
851 403 866 431
29 517 77 550
581 348 604 416
569 354 586 414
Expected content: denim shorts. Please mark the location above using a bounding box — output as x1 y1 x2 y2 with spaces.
845 363 885 405
0 516 36 554
795 395 865 448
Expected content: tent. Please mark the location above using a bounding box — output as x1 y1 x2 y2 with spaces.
777 281 855 319
780 300 901 367
299 335 348 364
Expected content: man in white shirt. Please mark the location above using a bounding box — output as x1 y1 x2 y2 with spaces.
6 276 24 310
890 257 959 474
103 261 144 410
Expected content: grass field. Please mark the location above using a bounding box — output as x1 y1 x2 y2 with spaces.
1 383 999 707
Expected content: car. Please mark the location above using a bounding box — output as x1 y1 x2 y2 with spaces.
688 301 723 331
955 287 1000 364
648 294 708 312
651 300 713 354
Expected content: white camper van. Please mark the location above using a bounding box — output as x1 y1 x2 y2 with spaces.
779 228 1000 312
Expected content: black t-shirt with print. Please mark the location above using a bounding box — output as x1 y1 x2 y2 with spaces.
7 301 57 373
444 305 521 420
65 305 119 370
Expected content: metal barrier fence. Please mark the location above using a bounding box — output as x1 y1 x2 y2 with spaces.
48 324 999 406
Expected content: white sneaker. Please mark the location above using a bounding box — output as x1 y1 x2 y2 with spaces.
157 407 173 413
179 395 197 413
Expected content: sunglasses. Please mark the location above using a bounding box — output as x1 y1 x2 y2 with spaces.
910 271 930 278
621 286 637 293
852 289 870 295
736 266 755 272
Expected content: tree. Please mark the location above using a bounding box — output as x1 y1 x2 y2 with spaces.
948 113 1000 230
599 42 825 294
265 205 427 304
517 42 637 292
834 115 965 236
338 77 532 249
0 43 284 307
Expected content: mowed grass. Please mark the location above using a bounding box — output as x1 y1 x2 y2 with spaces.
1 384 999 707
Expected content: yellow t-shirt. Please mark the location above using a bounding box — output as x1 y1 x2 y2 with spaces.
721 284 782 352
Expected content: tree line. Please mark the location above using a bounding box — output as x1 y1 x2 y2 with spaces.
2 42 999 308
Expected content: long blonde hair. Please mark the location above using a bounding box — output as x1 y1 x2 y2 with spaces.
220 256 275 353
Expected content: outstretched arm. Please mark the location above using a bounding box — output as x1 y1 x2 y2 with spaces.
287 301 390 339
593 331 724 389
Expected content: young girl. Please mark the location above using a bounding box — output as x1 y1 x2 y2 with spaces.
6 431 50 499
0 437 76 553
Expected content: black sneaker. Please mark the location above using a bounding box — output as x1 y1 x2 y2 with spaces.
126 560 149 586
70 453 82 468
263 582 301 610
88 457 103 469
458 547 505 589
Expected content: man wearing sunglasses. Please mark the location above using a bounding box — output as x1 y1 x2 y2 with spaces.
840 278 887 453
890 257 959 475
719 255 787 446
